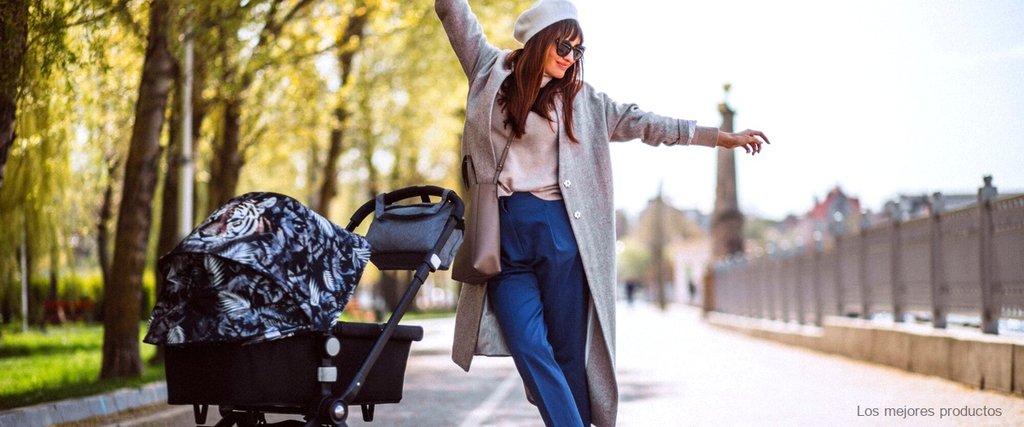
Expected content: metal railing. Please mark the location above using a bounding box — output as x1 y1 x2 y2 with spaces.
714 181 1024 335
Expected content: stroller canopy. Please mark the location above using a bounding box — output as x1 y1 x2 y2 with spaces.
144 192 371 346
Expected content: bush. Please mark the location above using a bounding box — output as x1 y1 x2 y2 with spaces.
2 270 157 325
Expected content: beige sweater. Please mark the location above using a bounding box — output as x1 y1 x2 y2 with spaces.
490 97 562 200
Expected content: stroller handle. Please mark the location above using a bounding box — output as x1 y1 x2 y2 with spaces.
345 185 465 232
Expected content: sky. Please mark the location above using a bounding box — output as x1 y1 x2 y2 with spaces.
565 0 1024 219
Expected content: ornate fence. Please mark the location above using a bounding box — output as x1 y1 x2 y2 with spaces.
714 184 1024 335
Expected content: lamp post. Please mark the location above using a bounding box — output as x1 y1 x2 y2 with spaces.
178 7 195 237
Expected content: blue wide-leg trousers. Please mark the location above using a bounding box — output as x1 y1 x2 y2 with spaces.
487 192 590 427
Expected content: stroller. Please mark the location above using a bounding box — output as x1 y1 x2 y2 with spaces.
145 186 464 426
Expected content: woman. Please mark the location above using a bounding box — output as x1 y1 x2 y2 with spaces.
436 0 768 425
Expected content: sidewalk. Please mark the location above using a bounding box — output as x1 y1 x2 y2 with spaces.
614 303 1024 426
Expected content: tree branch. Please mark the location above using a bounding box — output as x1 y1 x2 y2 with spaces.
276 0 314 33
257 0 284 44
64 0 131 28
245 39 340 73
114 0 145 40
237 0 314 92
194 1 259 32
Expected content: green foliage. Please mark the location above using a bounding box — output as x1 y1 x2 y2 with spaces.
0 322 161 410
0 0 535 322
226 0 532 220
0 0 136 326
22 0 81 93
0 74 74 323
61 272 105 303
0 268 158 325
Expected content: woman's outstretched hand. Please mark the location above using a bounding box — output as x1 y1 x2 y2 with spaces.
717 129 770 155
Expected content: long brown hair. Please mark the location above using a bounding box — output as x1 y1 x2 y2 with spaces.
499 19 584 143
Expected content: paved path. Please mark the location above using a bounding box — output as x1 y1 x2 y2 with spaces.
70 303 1024 426
614 305 1023 427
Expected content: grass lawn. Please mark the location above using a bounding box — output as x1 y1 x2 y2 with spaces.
0 323 164 411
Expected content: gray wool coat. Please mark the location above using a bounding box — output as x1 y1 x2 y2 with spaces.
436 1 719 425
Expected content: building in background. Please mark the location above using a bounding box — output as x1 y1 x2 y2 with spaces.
791 186 862 251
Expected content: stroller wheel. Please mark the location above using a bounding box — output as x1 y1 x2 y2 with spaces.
320 398 347 425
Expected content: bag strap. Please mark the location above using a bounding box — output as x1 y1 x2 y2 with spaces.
461 155 474 187
494 132 514 185
374 193 387 219
461 133 514 188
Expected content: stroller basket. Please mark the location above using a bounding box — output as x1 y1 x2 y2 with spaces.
165 322 424 407
153 185 464 426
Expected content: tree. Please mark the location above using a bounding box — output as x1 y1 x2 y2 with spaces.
314 1 371 216
79 3 148 315
97 153 120 296
0 0 29 190
0 0 104 327
205 0 315 210
620 197 708 308
1 0 123 190
101 0 175 379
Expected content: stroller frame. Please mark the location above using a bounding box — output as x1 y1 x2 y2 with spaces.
164 186 464 427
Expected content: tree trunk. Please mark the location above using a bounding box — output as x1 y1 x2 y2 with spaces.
157 86 181 275
97 157 117 303
315 8 369 216
0 0 29 190
101 0 175 379
376 271 416 315
2 271 11 324
360 119 380 201
208 98 243 210
149 84 181 365
48 250 58 301
47 246 65 324
316 124 345 216
188 54 208 217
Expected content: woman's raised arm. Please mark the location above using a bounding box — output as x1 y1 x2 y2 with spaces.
583 85 719 148
585 85 769 154
435 0 502 78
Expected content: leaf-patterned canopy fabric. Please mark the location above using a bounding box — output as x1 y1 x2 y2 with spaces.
144 192 371 346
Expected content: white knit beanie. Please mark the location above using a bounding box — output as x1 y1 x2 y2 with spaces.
513 0 579 45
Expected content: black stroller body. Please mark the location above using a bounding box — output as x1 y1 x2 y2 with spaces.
148 186 464 426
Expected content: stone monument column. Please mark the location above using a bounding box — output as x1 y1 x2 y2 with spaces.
705 84 745 315
711 84 745 259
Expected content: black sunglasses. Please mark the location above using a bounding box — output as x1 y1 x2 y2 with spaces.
556 40 585 60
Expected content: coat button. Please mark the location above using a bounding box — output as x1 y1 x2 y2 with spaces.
563 180 572 188
573 211 581 219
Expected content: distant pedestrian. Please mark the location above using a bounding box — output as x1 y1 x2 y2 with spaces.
625 280 639 306
437 0 769 425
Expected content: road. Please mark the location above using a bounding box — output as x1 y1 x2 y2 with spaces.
81 303 1024 426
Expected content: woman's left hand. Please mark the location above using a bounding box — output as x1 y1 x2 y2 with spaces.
717 129 770 155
